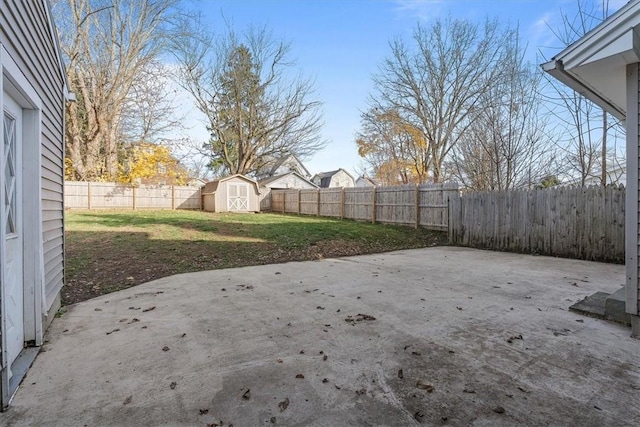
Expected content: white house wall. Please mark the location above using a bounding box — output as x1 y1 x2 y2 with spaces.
627 62 640 320
0 2 65 312
330 170 355 188
266 174 316 189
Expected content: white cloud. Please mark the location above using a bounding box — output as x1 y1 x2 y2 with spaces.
393 0 446 21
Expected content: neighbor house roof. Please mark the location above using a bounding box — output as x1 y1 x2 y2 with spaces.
257 153 311 178
356 176 378 186
258 171 318 188
312 168 356 188
542 0 640 120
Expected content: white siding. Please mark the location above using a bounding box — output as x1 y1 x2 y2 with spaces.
1 1 66 311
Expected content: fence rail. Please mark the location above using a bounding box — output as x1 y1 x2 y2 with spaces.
270 183 459 231
64 181 202 210
448 185 625 263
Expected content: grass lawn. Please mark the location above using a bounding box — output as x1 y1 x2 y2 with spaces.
63 209 447 305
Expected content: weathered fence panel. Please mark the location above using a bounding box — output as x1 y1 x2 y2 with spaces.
269 183 457 230
300 190 319 215
448 185 625 263
64 181 202 210
319 189 342 218
344 187 374 221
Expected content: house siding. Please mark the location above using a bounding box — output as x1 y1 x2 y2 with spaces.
265 174 316 189
626 62 640 317
0 0 66 310
636 62 640 315
330 170 355 188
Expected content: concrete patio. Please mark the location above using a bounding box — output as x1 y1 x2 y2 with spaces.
1 247 638 426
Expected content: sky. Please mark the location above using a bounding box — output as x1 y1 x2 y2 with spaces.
178 0 628 178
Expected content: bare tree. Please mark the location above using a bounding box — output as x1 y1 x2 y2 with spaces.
119 60 183 146
370 18 511 183
54 0 179 181
171 21 325 176
543 0 622 186
452 36 557 190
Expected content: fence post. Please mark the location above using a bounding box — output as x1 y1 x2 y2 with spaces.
415 184 420 229
87 181 92 210
371 186 376 224
282 191 286 214
340 188 345 219
171 186 176 210
132 186 137 210
298 189 301 214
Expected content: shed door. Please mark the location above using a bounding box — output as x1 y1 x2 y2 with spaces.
2 93 24 376
228 183 249 211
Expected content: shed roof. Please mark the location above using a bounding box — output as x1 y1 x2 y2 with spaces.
542 0 640 120
202 174 260 193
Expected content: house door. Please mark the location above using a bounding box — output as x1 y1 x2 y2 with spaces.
228 183 249 211
2 93 24 378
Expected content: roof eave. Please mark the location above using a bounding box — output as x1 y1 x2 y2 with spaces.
543 59 626 120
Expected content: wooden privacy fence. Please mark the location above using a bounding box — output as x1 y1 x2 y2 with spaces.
448 185 625 263
65 181 202 210
269 183 459 230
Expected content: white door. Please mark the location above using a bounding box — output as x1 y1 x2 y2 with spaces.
227 183 249 211
2 93 23 376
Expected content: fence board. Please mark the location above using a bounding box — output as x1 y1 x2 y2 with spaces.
269 183 457 230
448 185 625 263
65 181 202 210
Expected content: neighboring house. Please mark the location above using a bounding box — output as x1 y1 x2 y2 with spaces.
543 0 640 336
187 178 207 188
255 153 311 180
0 0 69 407
312 169 356 188
356 176 378 187
202 175 261 213
259 171 318 190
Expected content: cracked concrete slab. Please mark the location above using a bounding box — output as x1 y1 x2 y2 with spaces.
1 247 638 426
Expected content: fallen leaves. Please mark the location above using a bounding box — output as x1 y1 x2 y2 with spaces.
278 397 289 412
123 395 132 405
142 306 156 312
242 389 251 400
106 329 120 335
169 382 177 390
398 369 404 379
162 346 170 352
507 334 523 343
416 380 434 392
295 374 305 379
345 313 376 323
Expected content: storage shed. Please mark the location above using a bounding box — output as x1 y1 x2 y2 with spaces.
0 0 69 407
202 174 261 213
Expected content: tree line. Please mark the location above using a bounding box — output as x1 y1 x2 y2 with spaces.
358 1 622 189
54 0 620 190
